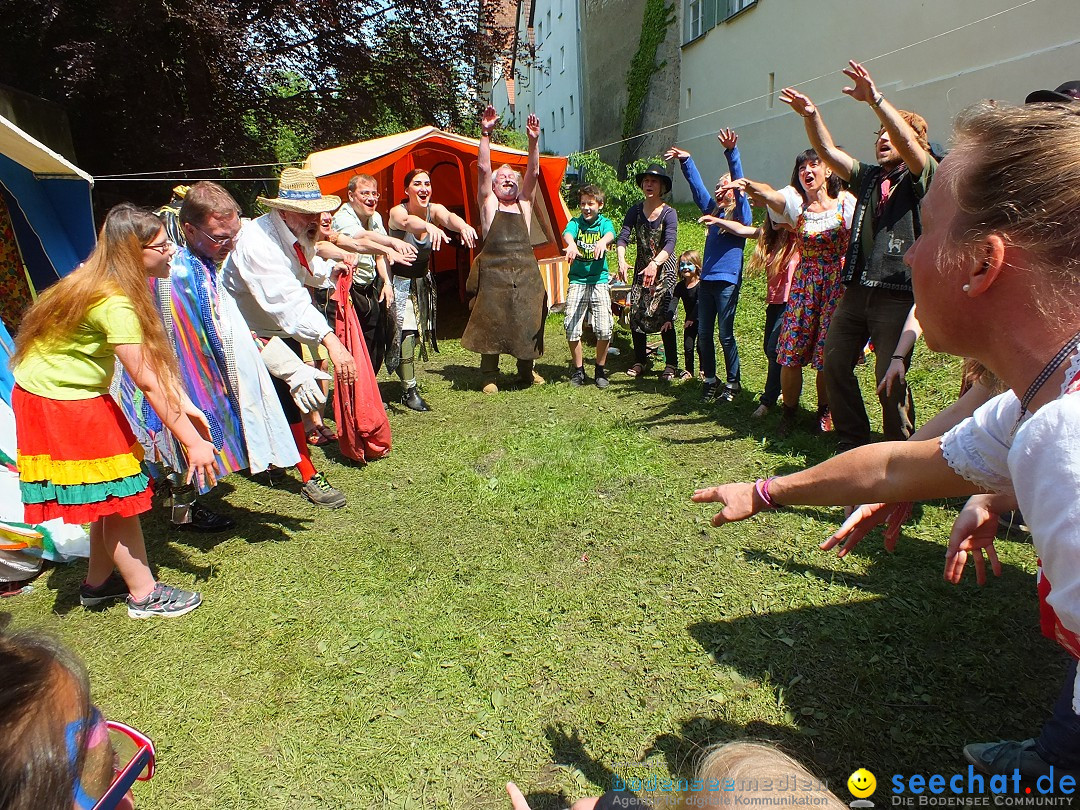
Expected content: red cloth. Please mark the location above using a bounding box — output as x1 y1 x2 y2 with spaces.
332 270 391 462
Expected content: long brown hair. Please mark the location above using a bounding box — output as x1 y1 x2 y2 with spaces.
13 204 182 405
747 216 798 280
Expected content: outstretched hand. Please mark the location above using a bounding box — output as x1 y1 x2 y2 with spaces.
526 112 540 141
877 358 907 397
778 87 816 118
820 501 912 558
945 495 1003 586
692 482 759 526
842 60 879 104
481 105 498 135
663 146 690 161
717 128 738 149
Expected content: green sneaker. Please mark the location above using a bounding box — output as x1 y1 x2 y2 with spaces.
302 472 347 509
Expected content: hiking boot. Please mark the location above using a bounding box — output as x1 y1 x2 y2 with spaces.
963 739 1080 780
126 582 202 619
718 382 741 402
701 380 720 401
175 502 235 533
80 572 130 608
302 472 347 509
401 386 430 412
569 366 587 387
595 365 610 390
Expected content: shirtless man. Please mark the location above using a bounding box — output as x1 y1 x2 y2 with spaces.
461 106 548 394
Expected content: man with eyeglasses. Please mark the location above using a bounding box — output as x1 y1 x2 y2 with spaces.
780 60 936 453
116 181 317 526
330 175 402 400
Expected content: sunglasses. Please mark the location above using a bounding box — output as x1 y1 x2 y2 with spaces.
69 708 156 810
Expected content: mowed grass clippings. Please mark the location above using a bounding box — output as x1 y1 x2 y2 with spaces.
2 210 1059 809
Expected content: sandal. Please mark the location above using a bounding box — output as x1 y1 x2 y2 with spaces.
306 427 332 447
626 363 646 378
677 369 693 381
660 366 677 382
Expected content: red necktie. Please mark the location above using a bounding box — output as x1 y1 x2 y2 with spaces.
293 242 312 275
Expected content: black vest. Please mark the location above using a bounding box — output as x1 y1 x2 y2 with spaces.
842 164 924 292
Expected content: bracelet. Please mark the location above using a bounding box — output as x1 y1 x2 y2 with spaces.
754 477 780 510
891 354 905 360
871 92 884 108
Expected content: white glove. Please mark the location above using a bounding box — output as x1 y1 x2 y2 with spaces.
260 337 333 414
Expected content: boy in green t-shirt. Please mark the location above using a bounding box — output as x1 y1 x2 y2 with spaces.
563 185 620 388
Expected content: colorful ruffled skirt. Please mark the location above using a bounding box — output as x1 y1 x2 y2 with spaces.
12 386 152 524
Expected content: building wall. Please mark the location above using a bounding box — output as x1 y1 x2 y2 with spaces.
581 0 682 169
511 0 585 156
673 0 1080 200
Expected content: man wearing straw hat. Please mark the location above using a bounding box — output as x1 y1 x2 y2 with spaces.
224 167 352 508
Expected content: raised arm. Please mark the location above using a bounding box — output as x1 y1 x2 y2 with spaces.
664 146 713 215
521 112 540 201
842 60 929 176
722 178 787 217
779 87 855 182
719 129 752 226
477 105 497 208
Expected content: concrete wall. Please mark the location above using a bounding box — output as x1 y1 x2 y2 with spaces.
673 0 1080 200
581 0 681 170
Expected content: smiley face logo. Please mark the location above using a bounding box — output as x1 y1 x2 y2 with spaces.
847 769 876 798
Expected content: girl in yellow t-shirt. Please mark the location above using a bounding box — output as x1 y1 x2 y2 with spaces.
12 203 218 618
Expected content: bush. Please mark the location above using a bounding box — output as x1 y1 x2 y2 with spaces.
564 150 664 224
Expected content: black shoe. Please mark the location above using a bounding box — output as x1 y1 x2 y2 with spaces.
595 365 609 390
718 382 741 403
176 502 236 533
777 406 799 437
569 366 587 386
701 380 720 401
402 386 430 412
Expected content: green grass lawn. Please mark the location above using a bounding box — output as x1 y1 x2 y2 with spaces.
2 208 1061 809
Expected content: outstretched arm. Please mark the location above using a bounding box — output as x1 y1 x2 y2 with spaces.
664 145 713 215
478 105 497 207
722 177 786 216
521 112 541 201
779 87 855 181
430 204 478 249
842 60 929 176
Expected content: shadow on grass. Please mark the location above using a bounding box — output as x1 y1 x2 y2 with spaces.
684 530 1064 780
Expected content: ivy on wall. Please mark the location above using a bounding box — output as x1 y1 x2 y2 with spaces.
619 0 676 170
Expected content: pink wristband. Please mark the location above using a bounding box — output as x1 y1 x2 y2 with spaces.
754 477 780 510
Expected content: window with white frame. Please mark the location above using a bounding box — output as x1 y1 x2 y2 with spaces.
545 57 551 87
683 0 716 43
723 0 756 19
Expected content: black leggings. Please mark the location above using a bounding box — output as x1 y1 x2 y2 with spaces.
633 329 678 367
683 325 698 374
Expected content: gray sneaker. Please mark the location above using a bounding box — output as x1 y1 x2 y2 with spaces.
302 472 347 509
569 366 587 386
127 582 202 619
963 739 1079 779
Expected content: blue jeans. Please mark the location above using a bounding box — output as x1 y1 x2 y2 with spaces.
697 280 741 384
1036 659 1080 767
761 302 786 407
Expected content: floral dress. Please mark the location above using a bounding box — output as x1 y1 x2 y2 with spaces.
776 198 853 370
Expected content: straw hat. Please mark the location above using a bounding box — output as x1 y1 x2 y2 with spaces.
257 167 341 214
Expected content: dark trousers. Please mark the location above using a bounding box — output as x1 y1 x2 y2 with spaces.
761 302 786 407
633 329 678 367
683 325 699 375
1036 659 1080 767
349 283 389 376
823 285 915 450
697 279 741 383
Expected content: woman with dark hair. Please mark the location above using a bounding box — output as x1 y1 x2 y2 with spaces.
726 150 854 434
696 101 1080 780
616 164 680 380
386 168 478 411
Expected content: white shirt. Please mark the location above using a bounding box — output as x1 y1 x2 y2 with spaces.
223 211 331 344
332 203 384 287
940 356 1080 648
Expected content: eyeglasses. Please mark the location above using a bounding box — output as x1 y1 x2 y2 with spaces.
355 190 380 199
68 707 156 810
194 224 238 247
142 239 174 255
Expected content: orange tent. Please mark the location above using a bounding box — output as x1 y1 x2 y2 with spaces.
306 127 572 304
